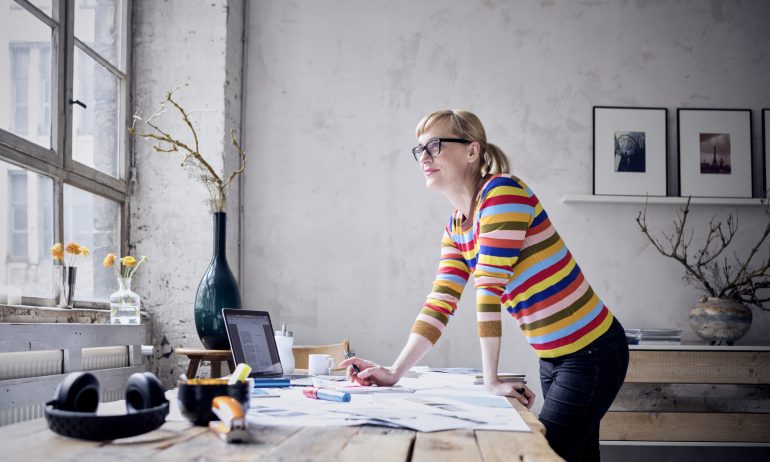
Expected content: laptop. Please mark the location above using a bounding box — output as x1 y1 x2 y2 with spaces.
222 308 310 380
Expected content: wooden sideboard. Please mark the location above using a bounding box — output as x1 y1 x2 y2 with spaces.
600 345 770 444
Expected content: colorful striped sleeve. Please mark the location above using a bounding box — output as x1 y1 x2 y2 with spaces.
410 227 470 344
475 178 535 338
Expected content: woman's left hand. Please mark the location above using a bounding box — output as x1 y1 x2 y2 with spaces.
485 381 535 408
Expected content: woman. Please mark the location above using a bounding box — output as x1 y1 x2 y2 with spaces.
340 110 629 461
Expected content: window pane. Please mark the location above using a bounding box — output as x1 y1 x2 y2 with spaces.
63 184 120 301
0 158 54 297
72 46 120 178
0 0 54 148
74 0 123 70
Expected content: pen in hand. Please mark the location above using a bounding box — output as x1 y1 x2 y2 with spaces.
344 351 361 374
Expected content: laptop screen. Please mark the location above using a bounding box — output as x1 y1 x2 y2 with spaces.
223 309 283 377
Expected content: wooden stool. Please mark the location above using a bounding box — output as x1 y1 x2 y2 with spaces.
176 348 235 378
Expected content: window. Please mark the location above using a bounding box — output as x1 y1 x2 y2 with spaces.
1 158 54 297
64 185 121 300
0 0 131 307
9 170 29 259
10 45 30 136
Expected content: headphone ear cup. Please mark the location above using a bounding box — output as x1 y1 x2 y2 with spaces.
55 372 99 413
125 372 165 413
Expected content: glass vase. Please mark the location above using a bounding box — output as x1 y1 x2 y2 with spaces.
110 277 141 325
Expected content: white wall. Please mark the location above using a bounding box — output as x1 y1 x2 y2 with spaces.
132 0 243 384
241 0 770 412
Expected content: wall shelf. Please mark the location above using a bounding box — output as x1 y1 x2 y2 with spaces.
562 194 766 206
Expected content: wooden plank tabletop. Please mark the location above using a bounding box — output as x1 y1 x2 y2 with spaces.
0 398 562 461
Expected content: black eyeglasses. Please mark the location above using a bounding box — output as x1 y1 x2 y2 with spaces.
412 138 471 161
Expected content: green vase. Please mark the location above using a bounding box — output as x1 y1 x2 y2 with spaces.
194 212 242 349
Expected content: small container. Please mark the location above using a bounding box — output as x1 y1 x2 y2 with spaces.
110 277 140 324
274 324 295 375
177 379 250 426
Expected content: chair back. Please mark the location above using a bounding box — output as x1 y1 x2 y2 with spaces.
293 340 350 371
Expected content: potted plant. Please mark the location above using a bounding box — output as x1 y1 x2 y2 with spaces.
636 198 769 344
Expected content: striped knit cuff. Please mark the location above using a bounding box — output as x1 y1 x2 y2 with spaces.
411 320 442 344
478 320 502 337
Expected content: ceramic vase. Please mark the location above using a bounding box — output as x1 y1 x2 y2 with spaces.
194 212 242 350
689 296 752 345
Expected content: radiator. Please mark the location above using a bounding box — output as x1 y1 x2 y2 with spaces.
0 346 129 426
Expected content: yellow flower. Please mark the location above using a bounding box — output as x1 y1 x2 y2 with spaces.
79 246 90 257
122 256 138 267
103 253 116 268
50 243 64 261
65 242 80 255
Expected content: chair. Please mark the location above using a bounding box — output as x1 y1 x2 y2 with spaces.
293 339 350 371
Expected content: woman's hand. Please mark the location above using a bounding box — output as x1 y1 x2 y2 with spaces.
485 380 535 408
338 357 400 387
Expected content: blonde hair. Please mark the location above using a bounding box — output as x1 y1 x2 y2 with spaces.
415 110 510 177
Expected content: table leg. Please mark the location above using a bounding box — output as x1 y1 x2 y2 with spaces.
211 361 222 378
186 357 200 379
227 359 235 374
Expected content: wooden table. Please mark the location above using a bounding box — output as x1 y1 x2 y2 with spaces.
0 394 562 461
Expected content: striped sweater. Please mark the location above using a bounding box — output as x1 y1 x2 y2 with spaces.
410 174 614 358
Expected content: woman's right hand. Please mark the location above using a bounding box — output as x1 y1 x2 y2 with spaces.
338 357 400 386
485 380 535 408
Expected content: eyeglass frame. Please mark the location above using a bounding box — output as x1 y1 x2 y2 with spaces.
411 138 472 161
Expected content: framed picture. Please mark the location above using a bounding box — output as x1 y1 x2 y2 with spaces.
762 109 770 197
593 106 668 196
678 108 752 198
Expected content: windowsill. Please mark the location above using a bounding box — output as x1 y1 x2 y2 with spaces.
0 304 133 324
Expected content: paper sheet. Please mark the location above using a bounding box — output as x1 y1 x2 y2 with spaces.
244 374 531 432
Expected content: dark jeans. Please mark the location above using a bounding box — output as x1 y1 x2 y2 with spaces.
539 317 629 462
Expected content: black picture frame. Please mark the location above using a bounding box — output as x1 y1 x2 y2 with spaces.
762 108 770 197
592 106 668 196
677 108 753 198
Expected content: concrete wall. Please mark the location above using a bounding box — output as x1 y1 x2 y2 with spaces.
241 0 770 416
131 0 243 385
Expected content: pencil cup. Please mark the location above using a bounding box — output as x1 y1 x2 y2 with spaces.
308 354 334 375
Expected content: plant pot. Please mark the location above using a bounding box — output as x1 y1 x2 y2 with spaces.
689 297 752 345
194 212 242 350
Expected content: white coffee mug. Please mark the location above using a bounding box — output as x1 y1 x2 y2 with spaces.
308 354 335 375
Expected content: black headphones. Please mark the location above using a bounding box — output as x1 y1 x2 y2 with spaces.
45 371 169 441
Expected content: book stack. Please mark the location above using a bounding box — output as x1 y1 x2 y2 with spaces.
473 373 527 385
624 328 681 345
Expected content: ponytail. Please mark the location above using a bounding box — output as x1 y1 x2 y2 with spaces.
480 142 510 177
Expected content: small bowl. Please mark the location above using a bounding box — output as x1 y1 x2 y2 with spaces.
177 380 250 426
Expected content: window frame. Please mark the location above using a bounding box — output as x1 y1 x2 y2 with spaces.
0 0 133 308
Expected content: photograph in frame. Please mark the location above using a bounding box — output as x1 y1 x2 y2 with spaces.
762 108 770 197
678 108 752 198
593 106 667 196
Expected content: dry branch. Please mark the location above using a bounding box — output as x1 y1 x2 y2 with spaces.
128 85 246 212
636 197 770 311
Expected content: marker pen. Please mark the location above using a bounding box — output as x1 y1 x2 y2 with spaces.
344 351 361 374
302 387 351 403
